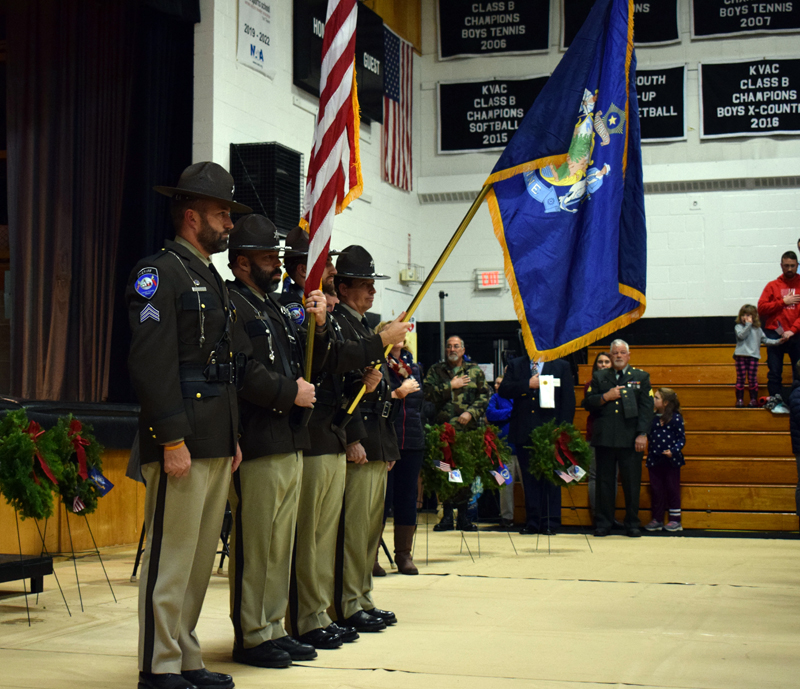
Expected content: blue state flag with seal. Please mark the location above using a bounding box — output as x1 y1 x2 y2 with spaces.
485 0 646 361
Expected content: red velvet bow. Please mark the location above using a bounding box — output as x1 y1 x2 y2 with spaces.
440 423 456 468
554 431 577 467
26 421 59 486
68 419 90 480
483 427 499 465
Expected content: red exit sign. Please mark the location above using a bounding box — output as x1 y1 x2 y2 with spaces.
476 270 502 290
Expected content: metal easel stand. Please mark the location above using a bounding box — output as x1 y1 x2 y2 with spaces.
34 518 71 615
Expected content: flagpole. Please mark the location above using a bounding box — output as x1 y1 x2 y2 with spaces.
346 184 492 415
304 278 324 381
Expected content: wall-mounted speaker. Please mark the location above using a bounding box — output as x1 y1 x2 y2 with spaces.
229 142 304 233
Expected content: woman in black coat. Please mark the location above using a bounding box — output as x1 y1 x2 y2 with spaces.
380 325 426 575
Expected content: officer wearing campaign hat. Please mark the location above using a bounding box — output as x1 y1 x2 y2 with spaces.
279 226 347 326
128 162 252 689
281 241 411 647
328 245 401 633
224 214 330 668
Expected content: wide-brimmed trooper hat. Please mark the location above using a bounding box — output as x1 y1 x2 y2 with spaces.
154 161 253 214
335 245 389 280
283 225 347 257
228 215 284 260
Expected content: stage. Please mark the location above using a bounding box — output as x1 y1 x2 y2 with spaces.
0 515 798 689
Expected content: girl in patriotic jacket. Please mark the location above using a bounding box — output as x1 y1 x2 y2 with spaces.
734 304 783 408
645 388 686 533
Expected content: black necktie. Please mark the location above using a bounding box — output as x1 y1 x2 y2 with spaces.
362 316 370 330
208 262 225 296
616 370 623 384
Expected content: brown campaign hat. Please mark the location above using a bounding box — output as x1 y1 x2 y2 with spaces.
335 245 389 280
154 161 253 214
228 215 284 258
284 225 346 257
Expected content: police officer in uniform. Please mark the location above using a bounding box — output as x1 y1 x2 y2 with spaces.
280 231 411 646
224 214 329 668
583 339 653 537
329 246 402 633
128 162 254 689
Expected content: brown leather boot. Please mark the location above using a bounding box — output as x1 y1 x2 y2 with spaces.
394 525 418 575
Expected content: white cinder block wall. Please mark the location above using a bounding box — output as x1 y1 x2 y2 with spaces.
194 0 800 329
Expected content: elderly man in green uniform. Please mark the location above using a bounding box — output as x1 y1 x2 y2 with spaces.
128 162 271 689
329 245 404 633
423 335 490 531
583 339 653 538
224 214 331 668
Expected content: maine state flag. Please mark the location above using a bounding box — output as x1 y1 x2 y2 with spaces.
486 0 646 361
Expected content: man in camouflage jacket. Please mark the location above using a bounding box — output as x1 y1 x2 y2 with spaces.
423 336 490 531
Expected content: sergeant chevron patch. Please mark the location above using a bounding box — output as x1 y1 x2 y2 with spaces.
140 303 160 323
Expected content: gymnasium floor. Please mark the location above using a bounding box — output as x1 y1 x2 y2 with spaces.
1 515 798 689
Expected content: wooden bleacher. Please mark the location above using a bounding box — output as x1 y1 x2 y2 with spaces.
561 344 798 532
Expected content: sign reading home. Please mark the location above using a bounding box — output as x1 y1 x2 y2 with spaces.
438 75 548 154
437 0 549 60
636 65 686 142
562 0 679 48
699 58 800 139
692 0 800 39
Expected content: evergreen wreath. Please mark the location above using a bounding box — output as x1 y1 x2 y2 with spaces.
0 410 64 520
526 420 592 486
471 425 513 493
49 415 105 515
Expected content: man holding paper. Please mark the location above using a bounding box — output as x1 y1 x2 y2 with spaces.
498 355 575 534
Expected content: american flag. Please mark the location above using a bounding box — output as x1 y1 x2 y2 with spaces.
382 27 413 192
301 0 363 297
437 461 452 472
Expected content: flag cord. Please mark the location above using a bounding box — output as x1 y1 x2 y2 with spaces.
345 184 492 415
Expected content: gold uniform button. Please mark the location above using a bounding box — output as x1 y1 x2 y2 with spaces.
149 426 153 431
196 393 202 398
151 434 157 439
201 304 206 309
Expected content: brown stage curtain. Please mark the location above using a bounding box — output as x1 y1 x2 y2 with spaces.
7 0 136 400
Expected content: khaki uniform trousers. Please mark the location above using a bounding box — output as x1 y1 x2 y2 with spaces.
286 452 347 636
228 451 302 649
138 456 231 674
331 460 387 621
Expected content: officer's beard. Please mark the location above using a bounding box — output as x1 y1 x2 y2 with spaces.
322 278 336 297
250 262 281 294
197 215 229 255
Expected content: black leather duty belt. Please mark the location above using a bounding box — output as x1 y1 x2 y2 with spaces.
360 400 393 418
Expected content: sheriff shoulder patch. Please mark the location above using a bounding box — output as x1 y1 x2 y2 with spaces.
135 268 159 299
286 302 305 326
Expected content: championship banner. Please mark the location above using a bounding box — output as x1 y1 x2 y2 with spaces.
292 0 384 123
562 0 679 48
237 0 276 78
699 58 800 139
437 75 549 154
692 0 800 39
636 65 686 142
437 0 549 60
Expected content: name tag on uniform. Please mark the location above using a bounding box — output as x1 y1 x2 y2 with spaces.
192 286 207 292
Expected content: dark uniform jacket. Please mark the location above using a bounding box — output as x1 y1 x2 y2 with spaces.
498 357 576 446
582 366 653 448
332 304 400 463
227 279 327 461
279 280 306 328
126 239 276 465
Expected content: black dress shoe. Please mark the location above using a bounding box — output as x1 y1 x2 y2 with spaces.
519 525 539 535
298 627 343 649
540 527 557 536
138 673 197 689
341 610 386 632
593 528 609 537
272 635 318 661
326 622 359 643
626 528 642 538
181 669 234 689
232 640 292 668
364 607 396 625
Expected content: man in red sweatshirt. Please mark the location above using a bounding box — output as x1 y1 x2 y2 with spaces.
758 251 800 399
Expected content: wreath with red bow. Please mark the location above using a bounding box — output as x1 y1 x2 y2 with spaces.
0 410 64 520
49 415 105 515
421 423 513 501
526 421 592 486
